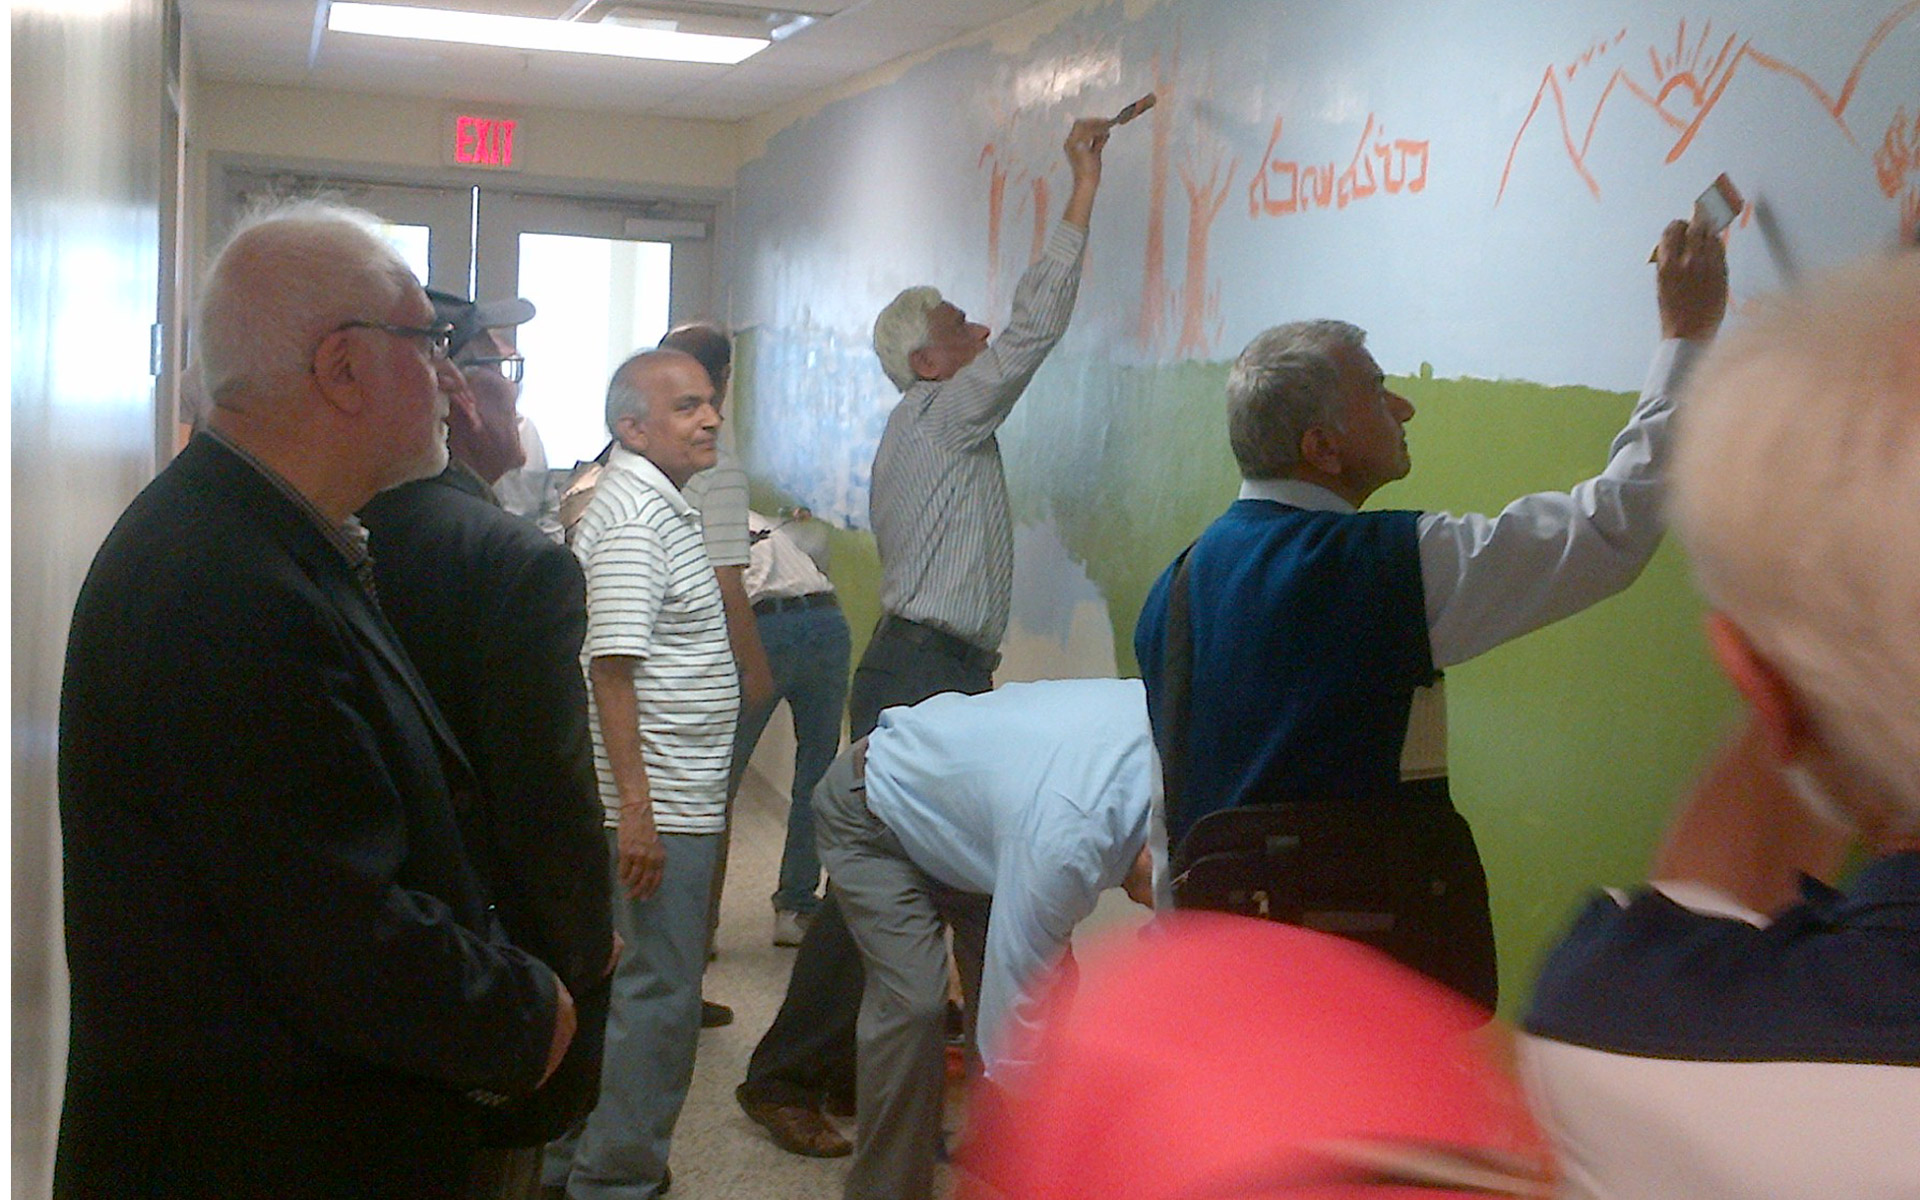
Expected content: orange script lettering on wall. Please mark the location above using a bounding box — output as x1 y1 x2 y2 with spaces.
1249 113 1431 219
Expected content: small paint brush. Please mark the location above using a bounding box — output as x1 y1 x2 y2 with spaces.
1111 92 1157 126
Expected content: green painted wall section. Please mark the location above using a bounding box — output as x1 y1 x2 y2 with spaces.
735 340 1739 1013
1389 372 1739 1004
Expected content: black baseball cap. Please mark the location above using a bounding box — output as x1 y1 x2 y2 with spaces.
427 287 536 359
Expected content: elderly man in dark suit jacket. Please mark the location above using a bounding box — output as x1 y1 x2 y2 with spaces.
362 290 614 1193
56 201 573 1200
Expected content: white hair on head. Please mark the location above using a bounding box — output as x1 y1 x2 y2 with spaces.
1669 251 1920 827
1226 320 1368 479
872 285 945 393
194 199 413 409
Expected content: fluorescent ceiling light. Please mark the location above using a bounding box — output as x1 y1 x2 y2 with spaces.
327 2 769 65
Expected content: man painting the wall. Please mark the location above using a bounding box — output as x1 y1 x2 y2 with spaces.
1135 216 1729 1005
1520 252 1920 1199
737 114 1113 1152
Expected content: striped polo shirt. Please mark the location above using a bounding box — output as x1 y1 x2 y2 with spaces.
868 220 1086 651
680 447 751 569
572 445 739 833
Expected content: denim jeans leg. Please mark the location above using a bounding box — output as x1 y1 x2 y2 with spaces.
772 606 851 914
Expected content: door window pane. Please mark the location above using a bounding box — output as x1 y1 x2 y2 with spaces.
375 222 432 287
514 233 672 466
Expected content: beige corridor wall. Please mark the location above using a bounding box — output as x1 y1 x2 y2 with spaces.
192 79 744 192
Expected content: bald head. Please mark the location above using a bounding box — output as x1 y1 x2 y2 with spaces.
193 200 454 516
196 201 415 412
605 348 721 488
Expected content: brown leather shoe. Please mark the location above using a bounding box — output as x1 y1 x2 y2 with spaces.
736 1092 852 1158
822 1090 857 1119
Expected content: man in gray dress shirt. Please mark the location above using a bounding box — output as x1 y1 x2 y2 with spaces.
734 114 1112 1157
855 115 1109 736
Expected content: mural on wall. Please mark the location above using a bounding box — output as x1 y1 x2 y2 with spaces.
1876 103 1920 240
737 0 1917 532
731 0 1918 1007
1167 65 1236 357
1499 3 1920 245
1113 35 1243 359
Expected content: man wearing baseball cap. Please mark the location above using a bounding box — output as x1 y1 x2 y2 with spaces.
363 289 616 1197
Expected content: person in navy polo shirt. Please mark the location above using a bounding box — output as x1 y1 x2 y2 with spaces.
1521 251 1920 1200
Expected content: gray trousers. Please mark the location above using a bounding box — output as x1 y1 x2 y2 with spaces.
546 830 719 1200
813 746 985 1200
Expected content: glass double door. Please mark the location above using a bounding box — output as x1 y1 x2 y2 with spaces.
218 169 713 468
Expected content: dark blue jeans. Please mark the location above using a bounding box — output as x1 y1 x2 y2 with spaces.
730 600 852 915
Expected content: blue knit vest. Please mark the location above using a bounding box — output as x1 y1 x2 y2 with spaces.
1136 500 1435 844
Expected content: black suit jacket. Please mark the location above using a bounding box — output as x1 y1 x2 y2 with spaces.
56 435 558 1198
362 465 613 1142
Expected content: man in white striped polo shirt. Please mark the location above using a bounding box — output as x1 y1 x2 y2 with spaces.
544 348 739 1200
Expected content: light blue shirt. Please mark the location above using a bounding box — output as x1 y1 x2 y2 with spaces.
863 678 1158 1073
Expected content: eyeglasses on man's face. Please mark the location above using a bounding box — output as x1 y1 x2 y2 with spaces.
332 319 457 360
464 354 525 384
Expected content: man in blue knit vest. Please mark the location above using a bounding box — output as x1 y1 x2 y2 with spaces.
1134 217 1728 1000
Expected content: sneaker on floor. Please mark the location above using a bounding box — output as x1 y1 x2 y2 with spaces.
772 909 810 947
701 998 734 1028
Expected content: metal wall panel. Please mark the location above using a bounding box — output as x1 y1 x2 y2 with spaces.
11 2 170 1193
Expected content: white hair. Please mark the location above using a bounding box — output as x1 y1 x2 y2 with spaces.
194 199 413 408
872 285 944 393
1669 251 1920 825
1226 320 1368 478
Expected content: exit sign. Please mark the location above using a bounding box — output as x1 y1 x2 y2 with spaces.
446 113 520 170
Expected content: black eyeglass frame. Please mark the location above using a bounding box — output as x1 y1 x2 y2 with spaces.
462 354 526 384
330 319 457 360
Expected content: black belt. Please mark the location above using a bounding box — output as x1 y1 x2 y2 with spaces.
873 615 1000 675
752 592 838 617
